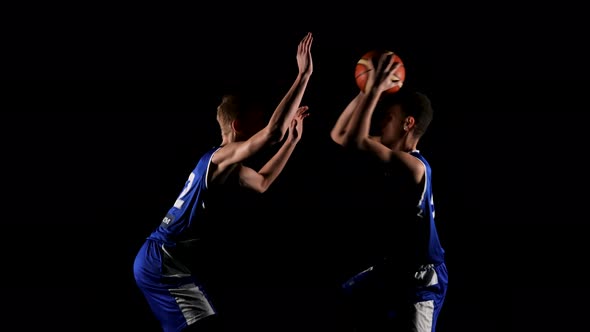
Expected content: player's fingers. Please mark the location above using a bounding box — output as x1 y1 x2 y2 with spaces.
377 53 388 69
299 34 308 53
390 61 401 73
391 78 403 87
384 53 396 72
380 52 393 68
302 32 311 51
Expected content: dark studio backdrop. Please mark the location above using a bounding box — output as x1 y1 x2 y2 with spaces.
2 2 590 331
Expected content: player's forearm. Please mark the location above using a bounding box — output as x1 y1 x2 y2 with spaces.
330 92 363 145
266 74 311 142
345 88 380 147
256 139 298 193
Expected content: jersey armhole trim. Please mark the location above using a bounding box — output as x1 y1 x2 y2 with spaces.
205 147 222 190
415 157 428 208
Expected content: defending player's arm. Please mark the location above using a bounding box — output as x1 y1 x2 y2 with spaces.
268 32 313 142
239 106 309 193
212 32 313 169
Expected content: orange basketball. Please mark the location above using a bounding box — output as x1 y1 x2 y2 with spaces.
355 50 405 94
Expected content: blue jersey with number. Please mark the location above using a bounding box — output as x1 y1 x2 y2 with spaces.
410 150 445 265
147 146 220 246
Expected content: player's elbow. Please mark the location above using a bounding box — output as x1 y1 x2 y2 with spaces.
241 177 268 194
330 130 346 147
257 185 270 194
253 179 271 194
330 132 355 149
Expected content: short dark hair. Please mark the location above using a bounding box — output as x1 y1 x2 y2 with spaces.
378 89 433 137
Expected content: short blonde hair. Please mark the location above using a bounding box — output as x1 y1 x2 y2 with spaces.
216 94 265 135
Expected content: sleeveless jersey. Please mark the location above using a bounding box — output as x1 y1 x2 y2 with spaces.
410 150 445 265
146 146 220 246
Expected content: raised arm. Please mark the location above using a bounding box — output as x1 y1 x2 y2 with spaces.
212 32 313 168
330 91 363 146
238 106 310 193
341 54 425 182
348 54 400 144
330 53 400 148
267 32 314 141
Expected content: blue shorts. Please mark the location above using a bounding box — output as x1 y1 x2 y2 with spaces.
133 239 216 332
342 261 448 331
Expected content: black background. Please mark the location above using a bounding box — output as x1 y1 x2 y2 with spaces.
3 2 590 331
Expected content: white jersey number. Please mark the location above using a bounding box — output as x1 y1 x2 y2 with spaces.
173 172 195 209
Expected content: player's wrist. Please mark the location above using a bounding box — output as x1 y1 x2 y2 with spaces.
286 135 300 145
297 71 312 81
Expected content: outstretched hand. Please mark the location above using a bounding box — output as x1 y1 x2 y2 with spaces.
288 106 310 142
365 52 402 94
297 32 313 77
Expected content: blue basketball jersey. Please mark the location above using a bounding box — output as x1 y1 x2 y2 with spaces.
410 150 445 265
147 146 220 246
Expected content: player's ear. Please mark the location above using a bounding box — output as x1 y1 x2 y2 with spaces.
231 119 240 133
404 116 415 131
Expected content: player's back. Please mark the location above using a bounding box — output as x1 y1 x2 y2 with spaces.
147 146 220 246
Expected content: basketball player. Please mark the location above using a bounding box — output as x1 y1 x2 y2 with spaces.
330 52 448 331
133 32 314 332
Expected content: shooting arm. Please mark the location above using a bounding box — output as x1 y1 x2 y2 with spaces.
330 92 363 146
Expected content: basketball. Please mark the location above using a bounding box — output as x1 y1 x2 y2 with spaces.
355 50 405 94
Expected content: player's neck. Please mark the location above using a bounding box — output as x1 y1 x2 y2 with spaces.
404 138 418 152
220 132 235 146
391 136 418 152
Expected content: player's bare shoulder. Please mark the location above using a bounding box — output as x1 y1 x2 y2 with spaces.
209 145 241 186
387 150 426 185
